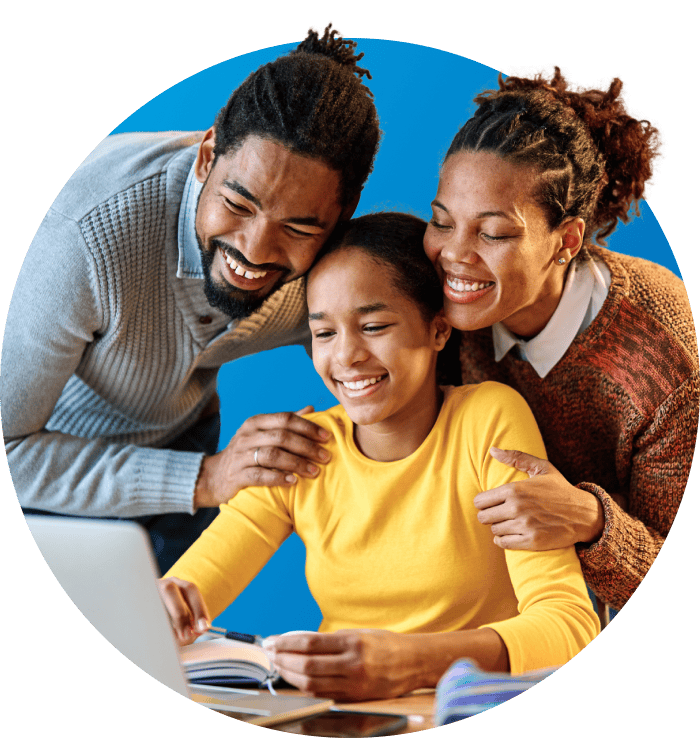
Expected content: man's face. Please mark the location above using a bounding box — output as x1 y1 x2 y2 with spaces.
194 130 349 320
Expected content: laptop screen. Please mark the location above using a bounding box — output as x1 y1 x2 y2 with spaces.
25 515 190 697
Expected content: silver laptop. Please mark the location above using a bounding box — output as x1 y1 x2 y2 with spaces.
24 515 331 723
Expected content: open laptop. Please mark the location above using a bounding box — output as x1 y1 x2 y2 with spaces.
24 515 332 724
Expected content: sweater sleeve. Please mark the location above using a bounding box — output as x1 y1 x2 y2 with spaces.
575 371 698 610
1 208 202 517
469 383 600 673
164 485 294 619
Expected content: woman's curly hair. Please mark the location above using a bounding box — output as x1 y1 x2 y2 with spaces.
447 68 660 247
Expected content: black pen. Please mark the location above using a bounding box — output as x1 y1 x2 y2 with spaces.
207 626 263 646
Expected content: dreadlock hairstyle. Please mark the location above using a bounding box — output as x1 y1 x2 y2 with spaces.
213 24 380 208
446 68 660 248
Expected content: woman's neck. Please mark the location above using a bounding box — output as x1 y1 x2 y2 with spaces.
353 385 445 462
501 264 570 339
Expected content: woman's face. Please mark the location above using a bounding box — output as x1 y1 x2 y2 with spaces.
307 248 449 442
424 150 572 337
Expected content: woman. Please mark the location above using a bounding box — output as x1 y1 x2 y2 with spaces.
424 69 698 612
159 213 599 701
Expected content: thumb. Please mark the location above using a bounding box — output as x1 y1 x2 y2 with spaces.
489 447 551 478
295 405 315 416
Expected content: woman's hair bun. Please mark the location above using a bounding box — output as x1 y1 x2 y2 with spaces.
453 67 660 244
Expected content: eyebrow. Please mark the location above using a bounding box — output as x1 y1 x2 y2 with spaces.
431 200 511 220
308 302 393 321
224 180 261 209
223 179 328 229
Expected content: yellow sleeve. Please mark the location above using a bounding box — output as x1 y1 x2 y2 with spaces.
467 382 601 673
164 484 294 620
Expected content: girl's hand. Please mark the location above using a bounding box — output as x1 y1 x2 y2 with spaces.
157 577 210 646
263 629 419 701
473 447 605 550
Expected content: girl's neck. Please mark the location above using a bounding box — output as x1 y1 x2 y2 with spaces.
353 384 445 462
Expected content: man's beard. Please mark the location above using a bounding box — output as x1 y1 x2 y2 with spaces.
197 241 272 321
194 181 290 320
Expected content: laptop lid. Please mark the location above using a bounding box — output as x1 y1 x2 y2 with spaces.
23 514 335 725
25 515 191 697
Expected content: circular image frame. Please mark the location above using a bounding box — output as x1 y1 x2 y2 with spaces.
2 11 695 732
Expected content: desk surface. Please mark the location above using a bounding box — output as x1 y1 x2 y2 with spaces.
338 689 435 733
276 688 436 733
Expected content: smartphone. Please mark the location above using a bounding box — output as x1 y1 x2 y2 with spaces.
269 709 408 737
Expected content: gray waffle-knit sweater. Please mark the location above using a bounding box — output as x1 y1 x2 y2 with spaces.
1 132 310 517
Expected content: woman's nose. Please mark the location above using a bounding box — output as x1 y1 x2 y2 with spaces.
440 234 479 266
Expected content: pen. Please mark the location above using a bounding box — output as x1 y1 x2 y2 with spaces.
207 626 263 646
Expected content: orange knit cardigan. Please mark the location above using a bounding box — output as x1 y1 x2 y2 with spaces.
458 245 698 610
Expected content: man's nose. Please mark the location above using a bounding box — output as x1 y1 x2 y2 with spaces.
234 217 280 267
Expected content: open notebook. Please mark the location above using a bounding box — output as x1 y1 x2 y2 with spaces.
24 515 332 726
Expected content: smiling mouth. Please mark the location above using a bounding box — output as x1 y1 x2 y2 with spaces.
223 251 268 279
445 276 495 293
336 374 388 392
443 275 496 303
218 246 280 288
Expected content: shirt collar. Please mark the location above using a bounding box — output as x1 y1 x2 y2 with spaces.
176 162 204 279
492 259 607 378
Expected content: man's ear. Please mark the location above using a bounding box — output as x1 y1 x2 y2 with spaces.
195 127 217 183
433 311 453 352
340 191 361 221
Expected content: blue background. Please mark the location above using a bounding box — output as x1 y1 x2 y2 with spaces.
113 40 679 636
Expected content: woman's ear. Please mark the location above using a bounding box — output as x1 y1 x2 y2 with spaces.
432 311 452 352
554 217 585 264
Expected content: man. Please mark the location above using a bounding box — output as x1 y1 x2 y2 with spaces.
1 26 380 572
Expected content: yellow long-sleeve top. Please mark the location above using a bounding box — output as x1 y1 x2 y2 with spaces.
167 383 599 674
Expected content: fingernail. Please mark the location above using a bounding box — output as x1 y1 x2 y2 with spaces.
285 474 297 484
318 449 330 462
197 618 209 632
307 464 319 475
318 429 331 440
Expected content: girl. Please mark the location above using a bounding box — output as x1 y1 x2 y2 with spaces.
424 69 698 613
159 212 599 701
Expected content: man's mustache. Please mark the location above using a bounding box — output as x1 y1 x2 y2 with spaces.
210 238 291 277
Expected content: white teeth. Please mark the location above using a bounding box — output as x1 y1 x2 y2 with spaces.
341 376 384 390
446 277 492 293
223 251 267 279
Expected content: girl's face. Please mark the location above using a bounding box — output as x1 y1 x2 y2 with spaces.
307 248 450 452
424 151 581 337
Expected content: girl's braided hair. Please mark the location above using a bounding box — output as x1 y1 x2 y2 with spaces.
213 24 380 207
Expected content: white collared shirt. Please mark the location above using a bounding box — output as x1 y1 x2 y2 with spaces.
492 258 612 378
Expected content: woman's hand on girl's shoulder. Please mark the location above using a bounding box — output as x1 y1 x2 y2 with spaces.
474 448 605 550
